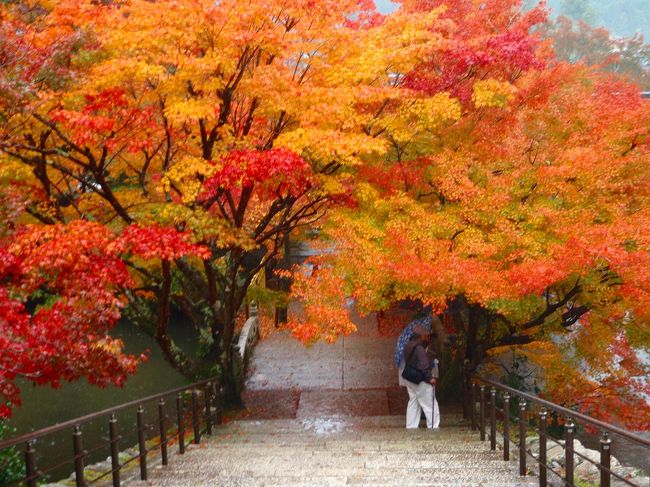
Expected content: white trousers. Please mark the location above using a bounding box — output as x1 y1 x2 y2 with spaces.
405 381 440 429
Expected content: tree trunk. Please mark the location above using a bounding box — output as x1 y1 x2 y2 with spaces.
210 249 250 405
155 260 194 377
465 303 482 368
219 288 243 405
203 259 225 354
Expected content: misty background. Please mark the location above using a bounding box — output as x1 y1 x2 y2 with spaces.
375 0 650 40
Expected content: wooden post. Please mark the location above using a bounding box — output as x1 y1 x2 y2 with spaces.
490 387 497 451
176 393 185 454
480 385 486 441
137 405 147 480
518 398 527 476
600 431 611 487
539 409 548 487
25 440 38 487
109 414 120 487
565 418 575 486
72 426 85 487
503 392 510 461
205 382 213 435
158 399 168 466
471 382 477 431
191 390 201 445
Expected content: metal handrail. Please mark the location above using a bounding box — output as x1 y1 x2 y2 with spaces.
476 376 650 448
465 375 650 487
0 376 221 487
0 377 215 450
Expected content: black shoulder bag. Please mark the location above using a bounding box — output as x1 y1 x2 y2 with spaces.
401 344 425 385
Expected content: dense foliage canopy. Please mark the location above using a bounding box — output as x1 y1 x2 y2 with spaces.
0 0 450 412
291 0 650 428
0 0 648 427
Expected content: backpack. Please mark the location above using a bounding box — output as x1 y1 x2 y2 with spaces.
401 344 426 384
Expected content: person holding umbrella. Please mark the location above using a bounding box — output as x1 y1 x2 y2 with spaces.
397 320 440 429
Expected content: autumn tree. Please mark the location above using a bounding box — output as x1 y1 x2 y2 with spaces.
2 0 648 427
0 0 451 409
289 0 650 428
544 16 650 89
0 219 210 415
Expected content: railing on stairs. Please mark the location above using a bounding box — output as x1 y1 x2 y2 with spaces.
232 303 260 390
0 378 221 487
464 375 650 487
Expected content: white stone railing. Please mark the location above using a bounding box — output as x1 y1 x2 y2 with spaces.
232 303 260 391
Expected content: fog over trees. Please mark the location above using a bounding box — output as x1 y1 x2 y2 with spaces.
377 1 649 40
376 1 649 89
530 0 650 40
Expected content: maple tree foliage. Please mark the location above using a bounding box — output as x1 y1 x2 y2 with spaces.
0 0 648 427
0 217 209 415
284 256 357 345
0 0 439 408
543 15 650 90
288 0 650 428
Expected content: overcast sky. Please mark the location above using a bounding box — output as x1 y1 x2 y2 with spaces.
375 0 398 13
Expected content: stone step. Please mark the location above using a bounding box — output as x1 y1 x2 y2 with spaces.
136 470 537 487
215 424 471 439
217 414 466 433
174 452 508 466
124 414 536 487
216 423 470 434
149 461 522 477
208 433 481 446
210 428 478 439
205 441 498 454
205 437 485 450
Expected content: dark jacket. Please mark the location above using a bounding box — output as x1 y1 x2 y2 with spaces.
403 338 433 382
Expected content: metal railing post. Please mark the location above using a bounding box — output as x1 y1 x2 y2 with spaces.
109 414 121 487
519 398 527 476
480 385 486 441
471 382 477 431
25 440 38 487
72 426 85 487
600 431 611 487
463 369 470 419
216 385 224 425
565 418 575 486
490 387 497 450
191 389 201 444
158 398 168 466
539 409 548 487
204 382 213 435
463 376 650 487
136 405 147 480
0 377 225 487
503 392 510 461
176 393 185 454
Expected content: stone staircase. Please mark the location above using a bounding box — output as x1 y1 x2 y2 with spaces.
129 414 538 487
127 306 538 486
